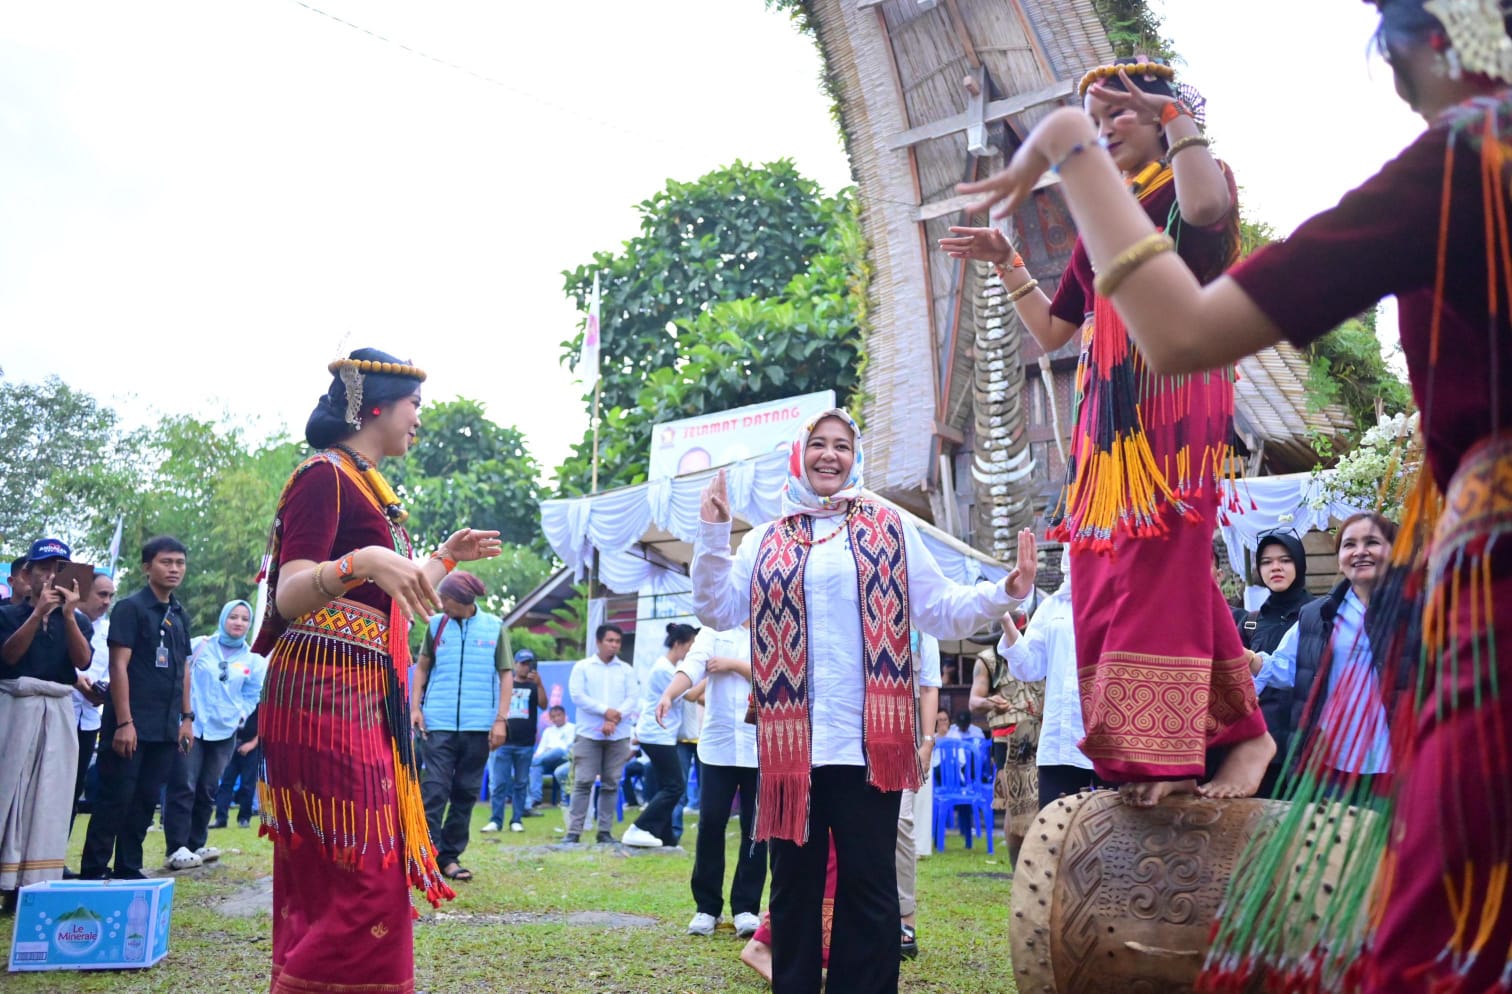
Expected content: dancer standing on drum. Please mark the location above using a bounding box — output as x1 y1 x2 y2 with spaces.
942 58 1272 805
952 2 1512 988
254 349 501 994
693 408 1035 994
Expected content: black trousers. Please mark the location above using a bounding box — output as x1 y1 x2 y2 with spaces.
216 744 261 823
80 739 179 878
165 736 236 853
420 729 490 867
70 727 98 834
1036 764 1109 812
633 743 685 844
691 762 766 918
769 765 902 994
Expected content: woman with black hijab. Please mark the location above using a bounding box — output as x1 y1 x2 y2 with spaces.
1234 530 1314 797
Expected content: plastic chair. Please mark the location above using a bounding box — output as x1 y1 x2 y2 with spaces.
932 738 995 853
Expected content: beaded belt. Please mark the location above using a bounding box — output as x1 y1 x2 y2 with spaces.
284 597 389 653
1431 430 1512 574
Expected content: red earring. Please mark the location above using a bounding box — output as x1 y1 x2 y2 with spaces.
371 407 382 416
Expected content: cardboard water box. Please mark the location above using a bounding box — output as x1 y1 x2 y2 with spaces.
8 878 173 971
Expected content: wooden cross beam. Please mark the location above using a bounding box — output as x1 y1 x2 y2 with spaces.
884 77 1074 152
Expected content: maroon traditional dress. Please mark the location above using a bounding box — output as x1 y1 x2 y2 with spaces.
253 451 452 994
1217 93 1512 994
1048 160 1266 783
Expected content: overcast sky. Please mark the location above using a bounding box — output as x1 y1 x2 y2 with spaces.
1 1 1424 472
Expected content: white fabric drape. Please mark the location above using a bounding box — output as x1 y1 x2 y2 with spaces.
1217 472 1373 576
540 449 1006 596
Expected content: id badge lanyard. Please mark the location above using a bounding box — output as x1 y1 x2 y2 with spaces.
156 612 174 669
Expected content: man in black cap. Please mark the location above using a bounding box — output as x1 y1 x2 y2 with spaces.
80 536 194 880
0 538 92 894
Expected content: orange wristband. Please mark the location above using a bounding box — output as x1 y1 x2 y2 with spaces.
1160 101 1192 128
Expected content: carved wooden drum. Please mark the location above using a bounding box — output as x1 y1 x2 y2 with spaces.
1010 790 1373 994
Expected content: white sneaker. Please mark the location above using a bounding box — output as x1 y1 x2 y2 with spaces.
509 822 525 833
622 825 664 848
194 846 221 863
687 912 718 936
733 911 761 938
165 847 202 871
481 821 501 833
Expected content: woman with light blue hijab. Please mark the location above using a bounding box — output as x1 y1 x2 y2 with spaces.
163 599 265 869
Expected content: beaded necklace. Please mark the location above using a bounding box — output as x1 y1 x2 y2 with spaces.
332 443 409 526
781 503 855 547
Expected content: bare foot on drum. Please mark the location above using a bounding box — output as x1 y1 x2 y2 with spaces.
741 937 774 984
1119 779 1197 807
1198 733 1276 798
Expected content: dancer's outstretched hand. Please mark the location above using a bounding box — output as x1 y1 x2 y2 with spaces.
701 469 731 524
1087 69 1174 128
442 528 502 563
366 547 442 621
938 226 1015 265
958 141 1052 221
1004 529 1038 601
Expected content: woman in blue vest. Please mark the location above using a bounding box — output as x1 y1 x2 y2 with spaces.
409 570 513 882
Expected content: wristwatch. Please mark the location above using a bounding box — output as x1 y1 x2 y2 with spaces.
923 734 936 742
180 711 196 722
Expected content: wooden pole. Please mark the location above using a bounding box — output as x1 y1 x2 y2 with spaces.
589 378 603 494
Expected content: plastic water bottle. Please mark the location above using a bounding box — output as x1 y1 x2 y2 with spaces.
123 892 148 961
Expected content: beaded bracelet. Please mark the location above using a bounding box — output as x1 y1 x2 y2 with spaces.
1167 135 1212 161
1092 232 1175 299
312 561 340 599
1006 278 1040 303
1159 101 1193 128
1049 135 1109 175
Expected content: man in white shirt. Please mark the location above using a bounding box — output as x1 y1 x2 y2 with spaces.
529 705 575 808
998 552 1106 809
656 624 763 938
70 571 115 835
564 624 637 845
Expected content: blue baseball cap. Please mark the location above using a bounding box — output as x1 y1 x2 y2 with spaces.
513 649 537 664
27 538 71 563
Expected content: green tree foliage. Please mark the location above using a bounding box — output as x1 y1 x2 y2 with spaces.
0 373 136 554
1302 308 1414 429
1093 0 1176 60
0 370 553 628
557 161 867 494
385 397 545 552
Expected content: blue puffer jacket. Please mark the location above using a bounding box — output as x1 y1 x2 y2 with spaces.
421 611 505 732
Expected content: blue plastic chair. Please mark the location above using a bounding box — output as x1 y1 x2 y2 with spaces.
932 738 995 853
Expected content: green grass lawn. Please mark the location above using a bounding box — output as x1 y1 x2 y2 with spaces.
8 804 1018 993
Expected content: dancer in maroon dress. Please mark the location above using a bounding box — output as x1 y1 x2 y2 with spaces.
954 3 1512 991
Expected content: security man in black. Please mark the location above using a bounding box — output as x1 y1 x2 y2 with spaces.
80 538 194 880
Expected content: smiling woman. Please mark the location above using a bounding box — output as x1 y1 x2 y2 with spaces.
692 407 1038 994
251 347 502 994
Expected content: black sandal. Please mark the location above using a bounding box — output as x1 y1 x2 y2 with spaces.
442 863 473 882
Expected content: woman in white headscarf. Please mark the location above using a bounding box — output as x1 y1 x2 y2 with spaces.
693 408 1035 994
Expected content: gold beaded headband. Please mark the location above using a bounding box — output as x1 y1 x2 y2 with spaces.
327 357 428 381
1077 61 1176 98
328 357 426 428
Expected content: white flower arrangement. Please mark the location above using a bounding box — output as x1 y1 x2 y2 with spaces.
1308 411 1420 518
